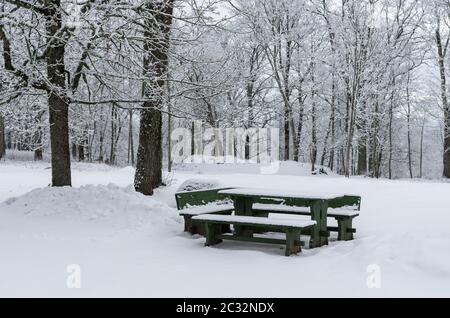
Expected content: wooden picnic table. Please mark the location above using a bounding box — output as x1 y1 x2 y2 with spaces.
218 188 348 248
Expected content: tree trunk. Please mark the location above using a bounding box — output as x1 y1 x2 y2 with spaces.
295 106 303 162
320 113 332 166
78 144 85 161
71 143 77 159
45 0 71 186
436 25 450 178
0 115 5 160
109 105 116 165
167 71 172 172
419 120 425 178
388 86 394 180
406 72 413 178
33 128 43 161
128 110 135 166
134 0 174 195
310 61 317 171
357 100 367 176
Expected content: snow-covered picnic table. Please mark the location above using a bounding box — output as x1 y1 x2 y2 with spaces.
218 188 351 247
177 185 361 253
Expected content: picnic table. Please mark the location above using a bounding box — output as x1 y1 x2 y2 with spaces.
218 188 350 248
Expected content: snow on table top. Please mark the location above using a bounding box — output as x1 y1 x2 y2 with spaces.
179 203 234 215
192 214 316 228
252 203 360 216
253 203 310 212
218 188 346 200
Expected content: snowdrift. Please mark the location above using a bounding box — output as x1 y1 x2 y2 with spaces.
2 184 180 229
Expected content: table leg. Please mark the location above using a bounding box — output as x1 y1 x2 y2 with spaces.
310 200 328 248
320 200 329 245
233 197 253 237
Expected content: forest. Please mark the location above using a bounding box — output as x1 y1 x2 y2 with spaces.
1 0 450 196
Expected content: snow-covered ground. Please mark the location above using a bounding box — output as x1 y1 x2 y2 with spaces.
1 160 450 297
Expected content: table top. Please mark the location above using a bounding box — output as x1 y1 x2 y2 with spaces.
218 187 347 200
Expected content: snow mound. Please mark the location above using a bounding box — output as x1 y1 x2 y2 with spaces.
2 184 180 229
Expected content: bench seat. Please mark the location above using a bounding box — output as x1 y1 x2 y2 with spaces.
179 203 234 216
192 214 316 256
252 203 359 241
252 203 359 217
193 214 316 228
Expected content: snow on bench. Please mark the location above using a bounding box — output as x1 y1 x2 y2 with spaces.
192 214 316 228
179 203 234 216
252 203 359 217
192 214 316 256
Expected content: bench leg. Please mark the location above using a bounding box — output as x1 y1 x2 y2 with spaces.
285 230 301 256
184 216 193 233
184 216 206 235
205 223 223 246
337 218 354 241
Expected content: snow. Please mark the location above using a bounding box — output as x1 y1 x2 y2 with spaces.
3 184 179 229
179 203 234 215
192 214 317 228
1 160 450 297
252 203 360 217
176 178 225 192
219 188 349 200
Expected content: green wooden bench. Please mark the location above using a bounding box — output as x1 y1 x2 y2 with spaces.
192 214 316 256
175 187 234 235
252 195 361 241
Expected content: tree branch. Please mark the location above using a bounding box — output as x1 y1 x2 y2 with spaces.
4 0 47 15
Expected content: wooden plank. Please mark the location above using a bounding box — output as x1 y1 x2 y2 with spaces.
253 208 311 216
216 234 304 246
175 187 234 210
327 226 356 233
192 218 315 232
328 195 361 210
179 208 234 217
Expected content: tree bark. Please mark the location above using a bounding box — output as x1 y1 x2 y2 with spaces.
357 100 367 176
419 120 425 178
0 115 5 159
128 110 135 166
406 72 413 178
33 128 43 161
71 143 77 159
310 64 317 172
78 144 85 161
45 0 71 186
436 25 450 178
135 0 174 195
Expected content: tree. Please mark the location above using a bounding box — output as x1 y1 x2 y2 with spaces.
0 0 92 186
0 114 5 159
434 2 450 177
134 0 174 195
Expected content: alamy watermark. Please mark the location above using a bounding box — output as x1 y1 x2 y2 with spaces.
66 1 83 29
66 264 81 289
366 264 381 289
171 121 280 174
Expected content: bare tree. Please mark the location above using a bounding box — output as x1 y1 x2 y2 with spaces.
134 0 174 195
